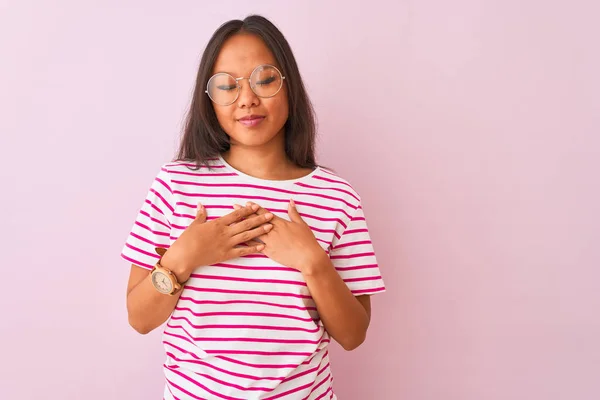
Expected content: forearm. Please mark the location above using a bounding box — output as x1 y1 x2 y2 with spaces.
303 253 370 351
127 271 182 334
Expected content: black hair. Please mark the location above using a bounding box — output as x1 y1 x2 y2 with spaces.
176 15 317 169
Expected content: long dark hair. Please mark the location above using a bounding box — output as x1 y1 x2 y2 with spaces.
176 15 317 169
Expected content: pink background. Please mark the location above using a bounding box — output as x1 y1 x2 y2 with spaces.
1 1 599 399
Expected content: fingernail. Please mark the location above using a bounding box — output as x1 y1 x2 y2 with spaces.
257 244 265 251
265 213 273 219
197 203 203 210
264 224 273 231
252 204 259 211
290 199 295 207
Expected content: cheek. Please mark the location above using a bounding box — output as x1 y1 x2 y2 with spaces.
266 95 289 127
213 105 236 131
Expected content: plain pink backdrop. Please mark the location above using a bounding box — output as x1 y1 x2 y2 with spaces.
1 1 598 399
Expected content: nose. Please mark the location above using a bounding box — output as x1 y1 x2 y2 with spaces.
236 78 260 109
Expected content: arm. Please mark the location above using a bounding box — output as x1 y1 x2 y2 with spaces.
125 204 273 334
126 265 183 334
239 200 379 351
303 252 372 350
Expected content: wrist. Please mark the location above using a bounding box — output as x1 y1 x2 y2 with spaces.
160 250 191 282
301 249 331 277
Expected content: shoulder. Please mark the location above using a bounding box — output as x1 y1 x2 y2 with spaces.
303 167 363 220
158 158 232 182
311 167 362 203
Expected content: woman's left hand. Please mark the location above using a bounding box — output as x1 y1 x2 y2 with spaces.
233 200 327 273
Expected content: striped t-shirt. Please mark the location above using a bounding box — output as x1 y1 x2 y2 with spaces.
121 156 385 400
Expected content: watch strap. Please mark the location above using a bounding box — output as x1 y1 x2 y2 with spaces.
153 247 184 295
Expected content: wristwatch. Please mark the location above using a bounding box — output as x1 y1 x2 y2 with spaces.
150 247 184 295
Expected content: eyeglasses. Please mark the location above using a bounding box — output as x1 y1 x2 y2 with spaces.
205 64 286 106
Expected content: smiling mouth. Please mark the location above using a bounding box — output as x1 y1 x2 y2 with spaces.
238 116 265 127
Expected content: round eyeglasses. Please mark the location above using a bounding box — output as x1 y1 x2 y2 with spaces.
205 64 286 106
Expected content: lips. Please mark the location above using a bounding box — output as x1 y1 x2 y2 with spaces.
238 115 265 127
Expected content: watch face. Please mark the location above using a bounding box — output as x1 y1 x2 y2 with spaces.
152 271 173 294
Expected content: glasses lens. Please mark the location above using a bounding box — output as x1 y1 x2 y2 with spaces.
207 73 238 105
251 65 283 97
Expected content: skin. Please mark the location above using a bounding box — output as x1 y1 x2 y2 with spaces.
234 200 372 351
126 33 372 350
212 33 313 180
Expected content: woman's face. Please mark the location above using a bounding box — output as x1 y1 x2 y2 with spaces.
210 34 289 150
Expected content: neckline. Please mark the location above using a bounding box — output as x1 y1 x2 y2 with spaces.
217 154 321 186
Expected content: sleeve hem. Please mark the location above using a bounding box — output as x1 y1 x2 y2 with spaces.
351 286 386 296
121 253 154 271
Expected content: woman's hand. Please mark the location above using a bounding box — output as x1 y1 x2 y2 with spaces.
233 200 327 274
161 203 274 281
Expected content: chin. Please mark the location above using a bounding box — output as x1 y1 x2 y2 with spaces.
229 128 283 147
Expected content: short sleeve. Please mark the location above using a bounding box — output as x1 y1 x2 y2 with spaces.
120 167 174 270
329 204 386 296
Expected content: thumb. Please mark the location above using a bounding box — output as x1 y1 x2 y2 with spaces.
195 202 207 223
288 199 303 223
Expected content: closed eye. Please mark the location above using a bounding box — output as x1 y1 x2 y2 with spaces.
255 76 276 86
217 84 237 91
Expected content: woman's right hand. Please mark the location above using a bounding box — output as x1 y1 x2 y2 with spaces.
160 203 273 281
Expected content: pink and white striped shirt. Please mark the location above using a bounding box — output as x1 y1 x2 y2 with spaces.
121 156 385 399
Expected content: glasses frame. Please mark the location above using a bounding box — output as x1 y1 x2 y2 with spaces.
205 64 286 106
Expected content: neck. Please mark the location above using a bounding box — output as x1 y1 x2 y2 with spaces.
223 133 298 181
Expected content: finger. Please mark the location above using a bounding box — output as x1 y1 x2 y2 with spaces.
245 201 270 216
231 203 249 226
245 239 264 247
231 224 273 245
232 243 265 257
233 203 257 215
220 204 259 225
229 212 274 236
195 202 207 223
243 202 282 227
287 199 303 223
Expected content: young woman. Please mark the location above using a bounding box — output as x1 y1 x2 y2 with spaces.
122 15 385 400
